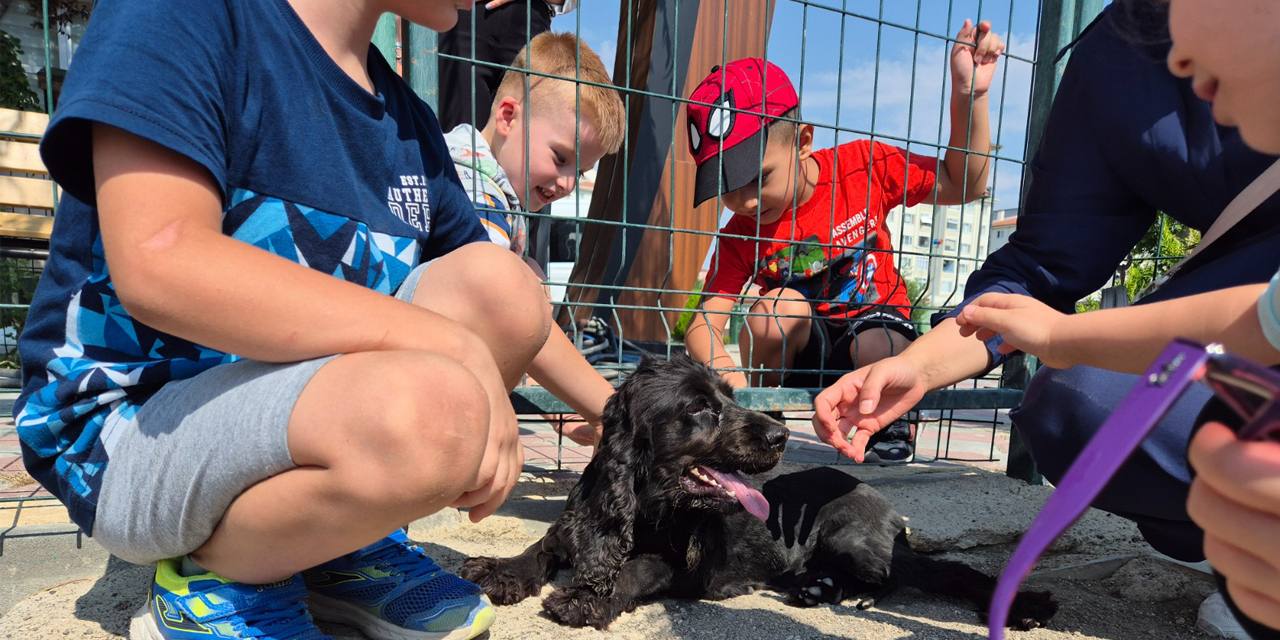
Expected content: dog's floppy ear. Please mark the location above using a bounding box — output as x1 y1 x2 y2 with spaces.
554 378 646 596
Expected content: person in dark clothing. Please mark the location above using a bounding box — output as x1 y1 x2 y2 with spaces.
436 0 576 131
810 2 1280 638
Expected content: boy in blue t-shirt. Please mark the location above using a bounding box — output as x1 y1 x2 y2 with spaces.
14 1 551 638
445 31 624 447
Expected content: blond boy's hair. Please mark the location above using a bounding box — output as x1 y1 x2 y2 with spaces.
491 32 626 154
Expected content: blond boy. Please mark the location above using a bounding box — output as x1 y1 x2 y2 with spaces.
445 31 625 446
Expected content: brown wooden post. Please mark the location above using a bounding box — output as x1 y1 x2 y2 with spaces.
559 0 776 343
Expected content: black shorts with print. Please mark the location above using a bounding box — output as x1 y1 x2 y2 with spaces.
781 307 919 389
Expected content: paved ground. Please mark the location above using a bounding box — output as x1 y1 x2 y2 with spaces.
0 386 1224 640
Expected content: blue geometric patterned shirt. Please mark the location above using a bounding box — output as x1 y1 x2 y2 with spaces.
14 0 486 532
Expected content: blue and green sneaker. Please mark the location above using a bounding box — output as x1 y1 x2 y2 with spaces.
302 529 495 640
129 557 334 640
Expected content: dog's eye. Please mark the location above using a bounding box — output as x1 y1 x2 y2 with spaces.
686 398 709 415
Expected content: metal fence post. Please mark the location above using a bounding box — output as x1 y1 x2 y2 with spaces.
1006 0 1104 484
372 13 399 70
403 23 440 112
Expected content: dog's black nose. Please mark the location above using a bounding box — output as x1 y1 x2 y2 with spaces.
764 424 789 451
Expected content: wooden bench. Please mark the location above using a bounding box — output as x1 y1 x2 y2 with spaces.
0 108 56 258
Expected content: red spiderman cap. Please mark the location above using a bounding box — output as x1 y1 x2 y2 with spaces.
686 58 799 207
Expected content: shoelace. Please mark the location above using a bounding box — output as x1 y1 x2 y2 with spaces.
355 539 442 584
235 589 327 640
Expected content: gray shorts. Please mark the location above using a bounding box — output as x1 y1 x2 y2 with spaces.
93 264 430 564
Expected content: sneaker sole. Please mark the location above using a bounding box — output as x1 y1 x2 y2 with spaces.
128 604 166 640
307 592 495 640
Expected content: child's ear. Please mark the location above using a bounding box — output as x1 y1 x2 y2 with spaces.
796 124 815 160
493 96 523 137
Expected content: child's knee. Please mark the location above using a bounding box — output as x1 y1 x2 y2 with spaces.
747 288 812 328
457 245 551 336
339 356 490 507
849 329 910 365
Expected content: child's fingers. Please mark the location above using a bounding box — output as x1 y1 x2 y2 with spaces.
854 368 889 417
813 414 861 459
814 370 868 426
1189 422 1280 517
953 19 975 49
977 32 1004 64
1202 531 1280 612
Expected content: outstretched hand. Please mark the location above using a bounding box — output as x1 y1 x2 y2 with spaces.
812 356 928 462
956 292 1074 368
451 370 524 523
950 19 1005 97
1187 422 1280 630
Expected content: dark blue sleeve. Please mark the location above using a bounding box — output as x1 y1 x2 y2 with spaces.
39 0 233 206
934 7 1248 364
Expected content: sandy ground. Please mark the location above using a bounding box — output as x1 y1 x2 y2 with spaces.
0 462 1222 640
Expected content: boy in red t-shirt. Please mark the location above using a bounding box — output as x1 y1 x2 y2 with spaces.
683 20 1003 462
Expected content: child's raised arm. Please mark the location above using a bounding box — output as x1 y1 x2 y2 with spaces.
934 19 1004 206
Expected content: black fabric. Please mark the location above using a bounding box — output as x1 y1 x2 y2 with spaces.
437 1 554 131
782 308 917 389
692 127 770 207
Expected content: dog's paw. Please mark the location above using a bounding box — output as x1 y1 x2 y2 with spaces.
459 556 539 605
786 575 844 608
542 586 618 629
1007 590 1059 631
981 590 1059 631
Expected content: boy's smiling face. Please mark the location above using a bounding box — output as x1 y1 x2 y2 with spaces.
1167 0 1280 153
718 126 815 226
492 96 608 211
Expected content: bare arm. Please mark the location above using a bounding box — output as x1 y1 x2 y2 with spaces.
958 285 1279 374
527 326 615 425
934 20 1003 206
684 295 749 388
96 125 500 371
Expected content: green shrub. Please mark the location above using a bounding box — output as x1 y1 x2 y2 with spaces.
0 31 40 112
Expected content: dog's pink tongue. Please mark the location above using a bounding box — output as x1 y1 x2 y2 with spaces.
699 466 770 522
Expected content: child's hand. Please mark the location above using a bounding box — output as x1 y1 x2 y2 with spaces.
453 392 524 523
812 356 928 462
950 19 1005 97
956 292 1073 368
1188 422 1280 630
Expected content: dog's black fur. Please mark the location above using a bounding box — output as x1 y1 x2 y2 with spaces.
461 354 1058 630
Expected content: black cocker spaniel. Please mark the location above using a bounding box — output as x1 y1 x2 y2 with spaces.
461 354 1058 630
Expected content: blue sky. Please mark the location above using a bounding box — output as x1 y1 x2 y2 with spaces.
554 0 1042 210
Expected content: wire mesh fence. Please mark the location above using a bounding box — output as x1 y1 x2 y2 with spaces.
0 0 1202 534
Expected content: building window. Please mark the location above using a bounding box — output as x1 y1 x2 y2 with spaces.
960 264 970 276
943 239 957 252
941 280 955 294
961 243 971 254
963 223 973 234
917 235 929 248
904 212 914 224
946 220 959 231
942 259 955 274
916 257 929 272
